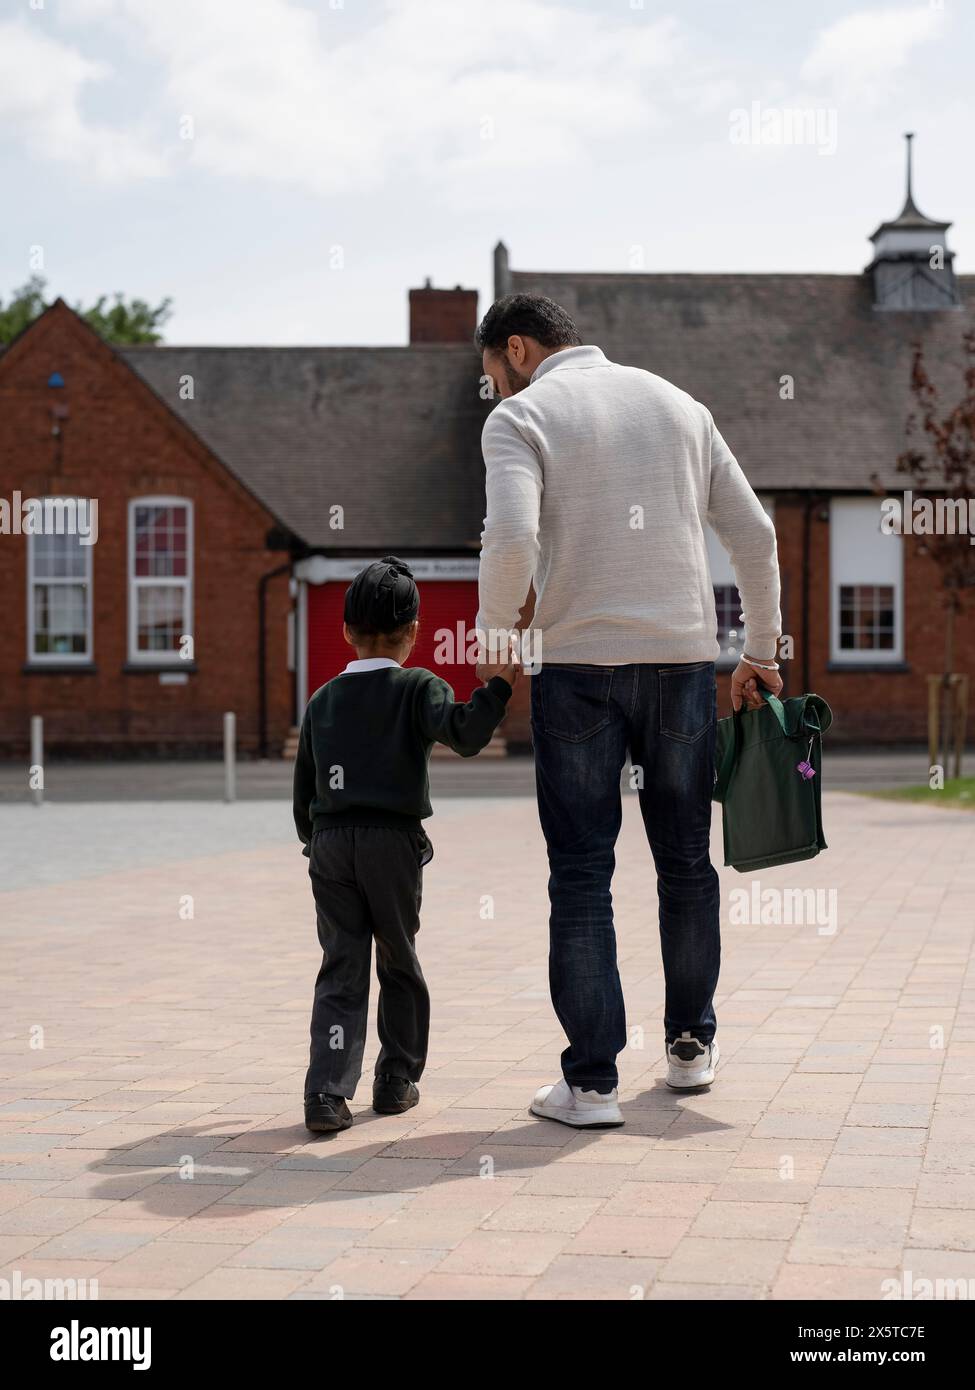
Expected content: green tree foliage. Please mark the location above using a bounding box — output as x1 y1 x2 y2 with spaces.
0 275 48 343
0 276 172 345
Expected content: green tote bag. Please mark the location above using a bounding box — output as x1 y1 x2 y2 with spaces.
712 690 833 873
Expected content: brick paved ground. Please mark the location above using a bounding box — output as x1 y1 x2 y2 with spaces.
1 791 973 1300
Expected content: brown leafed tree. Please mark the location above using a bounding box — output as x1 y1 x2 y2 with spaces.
894 332 975 769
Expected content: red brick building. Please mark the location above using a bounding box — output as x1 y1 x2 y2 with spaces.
0 159 971 756
0 287 493 759
0 302 294 757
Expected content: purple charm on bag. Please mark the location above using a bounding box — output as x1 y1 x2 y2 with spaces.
796 760 816 780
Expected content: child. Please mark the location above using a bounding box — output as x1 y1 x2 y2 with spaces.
293 556 518 1133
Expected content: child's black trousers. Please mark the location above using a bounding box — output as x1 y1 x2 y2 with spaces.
304 825 431 1099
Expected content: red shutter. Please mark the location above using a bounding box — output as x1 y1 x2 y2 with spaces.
306 582 348 697
307 579 479 701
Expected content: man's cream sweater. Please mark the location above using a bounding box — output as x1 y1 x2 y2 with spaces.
475 345 781 665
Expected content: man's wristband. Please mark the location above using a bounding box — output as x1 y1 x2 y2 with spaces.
742 653 780 672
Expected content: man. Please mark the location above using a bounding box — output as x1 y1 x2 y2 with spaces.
474 294 782 1129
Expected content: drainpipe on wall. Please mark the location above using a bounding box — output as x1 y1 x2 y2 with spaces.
258 560 293 759
801 493 815 695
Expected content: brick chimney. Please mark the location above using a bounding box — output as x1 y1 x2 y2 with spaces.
409 279 478 344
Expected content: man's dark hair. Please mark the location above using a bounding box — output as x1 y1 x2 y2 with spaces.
474 294 581 353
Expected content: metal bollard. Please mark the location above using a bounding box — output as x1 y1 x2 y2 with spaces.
30 715 43 807
223 711 236 803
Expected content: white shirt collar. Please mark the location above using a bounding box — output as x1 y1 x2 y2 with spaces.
342 657 401 674
530 344 607 385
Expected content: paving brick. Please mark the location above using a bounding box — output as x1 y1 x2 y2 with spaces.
819 1153 923 1189
916 1174 975 1210
438 1228 569 1277
907 1207 975 1252
0 1197 114 1237
526 1253 661 1300
650 1281 764 1300
356 1210 481 1250
834 1126 926 1157
482 1195 604 1233
334 1158 448 1193
771 1264 898 1299
601 1181 713 1220
306 1247 446 1297
175 1267 312 1299
224 1225 360 1270
96 1239 244 1289
691 1200 801 1240
565 1215 689 1258
922 1143 975 1177
662 1236 787 1286
789 1188 913 1267
404 1272 533 1299
155 1204 298 1243
0 1234 47 1262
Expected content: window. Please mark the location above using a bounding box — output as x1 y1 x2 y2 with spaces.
128 497 193 663
713 582 742 657
27 504 93 663
838 584 896 652
830 498 903 664
706 497 775 663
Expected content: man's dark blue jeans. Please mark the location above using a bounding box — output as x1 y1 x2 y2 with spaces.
531 661 720 1093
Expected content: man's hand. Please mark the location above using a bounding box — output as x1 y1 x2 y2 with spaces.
730 655 783 712
478 650 520 690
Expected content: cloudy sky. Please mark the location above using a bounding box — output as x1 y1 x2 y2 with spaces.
1 0 970 344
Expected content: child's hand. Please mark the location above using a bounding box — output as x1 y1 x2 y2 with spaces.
481 642 520 690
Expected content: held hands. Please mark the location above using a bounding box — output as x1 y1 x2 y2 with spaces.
730 654 783 712
477 637 521 690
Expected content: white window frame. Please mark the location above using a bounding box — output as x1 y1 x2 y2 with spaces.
127 495 194 665
26 499 94 665
830 496 904 665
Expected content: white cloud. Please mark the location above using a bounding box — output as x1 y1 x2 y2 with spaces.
801 4 945 105
138 0 685 194
6 0 689 195
0 17 166 180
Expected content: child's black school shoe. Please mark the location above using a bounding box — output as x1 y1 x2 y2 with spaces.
304 1093 353 1133
372 1075 419 1114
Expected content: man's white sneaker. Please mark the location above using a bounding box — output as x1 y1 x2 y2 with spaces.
665 1033 719 1090
530 1078 624 1128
